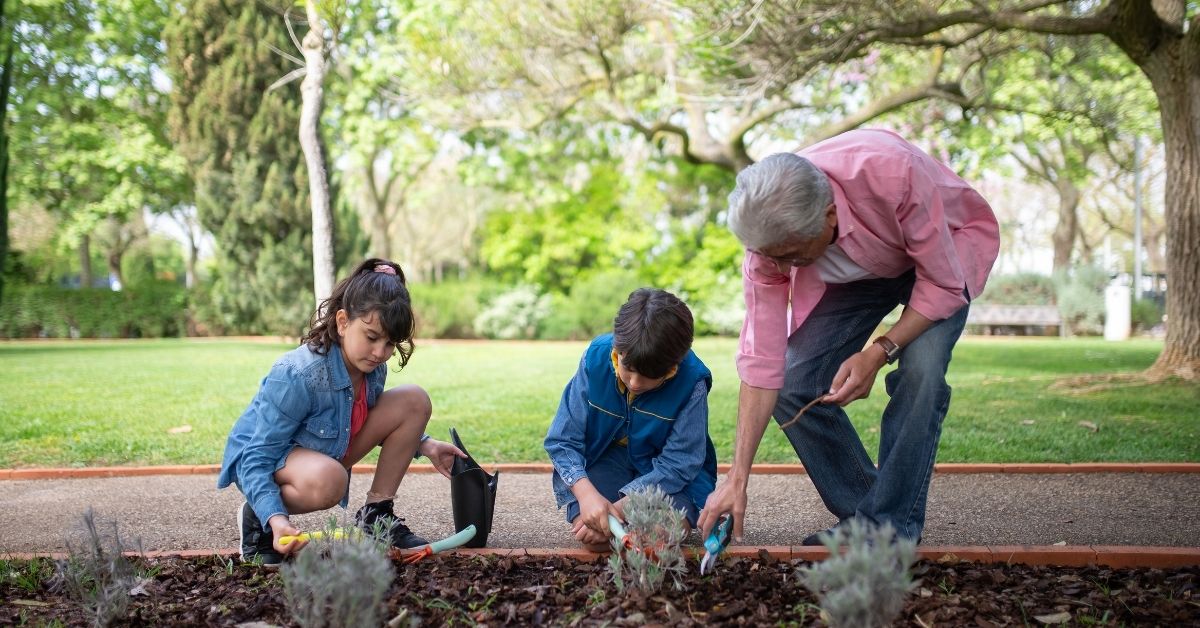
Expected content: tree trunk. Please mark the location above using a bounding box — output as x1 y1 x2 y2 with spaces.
79 234 92 289
0 11 11 307
1139 41 1200 379
1051 179 1081 272
300 1 334 305
106 249 123 291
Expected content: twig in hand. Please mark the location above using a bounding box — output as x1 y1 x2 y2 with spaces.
776 396 828 431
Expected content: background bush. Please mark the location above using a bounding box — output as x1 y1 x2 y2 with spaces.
0 282 188 339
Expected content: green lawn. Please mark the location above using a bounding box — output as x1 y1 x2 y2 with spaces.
0 337 1195 468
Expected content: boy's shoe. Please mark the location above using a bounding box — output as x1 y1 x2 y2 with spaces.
355 499 429 549
238 502 284 567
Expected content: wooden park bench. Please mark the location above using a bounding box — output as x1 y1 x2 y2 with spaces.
967 304 1063 336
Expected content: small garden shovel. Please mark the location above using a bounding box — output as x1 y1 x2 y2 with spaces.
399 524 477 563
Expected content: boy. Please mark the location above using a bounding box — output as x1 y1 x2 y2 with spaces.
544 288 717 549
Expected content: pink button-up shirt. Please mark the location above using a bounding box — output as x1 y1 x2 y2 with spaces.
736 129 1000 389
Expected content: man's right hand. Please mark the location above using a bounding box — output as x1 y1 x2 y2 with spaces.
698 477 748 543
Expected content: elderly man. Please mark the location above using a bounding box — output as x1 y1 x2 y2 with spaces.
698 128 1000 545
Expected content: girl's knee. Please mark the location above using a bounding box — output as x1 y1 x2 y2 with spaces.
381 385 433 421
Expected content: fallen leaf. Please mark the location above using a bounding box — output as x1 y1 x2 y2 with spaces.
1021 420 1035 426
1034 611 1072 624
168 425 193 434
1052 541 1067 546
130 576 154 596
10 599 51 607
1077 421 1099 433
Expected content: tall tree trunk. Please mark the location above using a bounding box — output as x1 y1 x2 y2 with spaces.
0 2 11 307
1143 62 1200 378
300 2 334 305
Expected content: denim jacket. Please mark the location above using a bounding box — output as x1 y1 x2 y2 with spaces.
217 343 386 531
544 334 717 512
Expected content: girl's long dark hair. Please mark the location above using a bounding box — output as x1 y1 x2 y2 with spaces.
302 258 416 368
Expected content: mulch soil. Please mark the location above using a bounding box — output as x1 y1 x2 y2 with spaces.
3 553 1197 626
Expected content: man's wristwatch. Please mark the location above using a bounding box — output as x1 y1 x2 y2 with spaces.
872 335 901 364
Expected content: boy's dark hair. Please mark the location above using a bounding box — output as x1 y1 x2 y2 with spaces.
302 258 416 368
612 288 694 379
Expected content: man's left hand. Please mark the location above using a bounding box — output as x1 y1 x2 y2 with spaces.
824 347 888 406
420 438 467 478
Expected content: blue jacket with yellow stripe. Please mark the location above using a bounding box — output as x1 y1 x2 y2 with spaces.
544 333 717 513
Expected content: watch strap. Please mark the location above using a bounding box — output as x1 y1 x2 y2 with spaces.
872 335 901 364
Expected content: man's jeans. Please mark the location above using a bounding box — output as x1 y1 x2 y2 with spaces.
775 271 969 541
564 443 700 527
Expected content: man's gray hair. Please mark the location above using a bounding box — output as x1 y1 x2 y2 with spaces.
726 153 833 250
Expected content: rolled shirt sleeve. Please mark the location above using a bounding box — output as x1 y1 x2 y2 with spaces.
735 252 792 390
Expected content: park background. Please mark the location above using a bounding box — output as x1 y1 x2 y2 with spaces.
1 1 1197 468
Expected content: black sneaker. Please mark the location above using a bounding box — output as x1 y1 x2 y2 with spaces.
355 499 428 549
239 502 284 567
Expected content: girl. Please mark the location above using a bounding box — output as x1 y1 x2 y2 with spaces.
217 258 464 565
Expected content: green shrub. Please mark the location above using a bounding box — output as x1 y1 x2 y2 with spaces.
473 285 551 339
54 509 143 628
607 486 689 594
0 282 187 339
407 278 505 339
1131 297 1164 332
976 272 1056 305
797 519 917 628
539 270 641 340
1053 266 1109 336
281 519 394 628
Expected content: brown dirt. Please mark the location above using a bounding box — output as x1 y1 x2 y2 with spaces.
3 553 1197 626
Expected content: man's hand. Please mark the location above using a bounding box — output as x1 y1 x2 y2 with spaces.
269 515 306 555
824 346 887 406
420 438 467 478
697 478 748 543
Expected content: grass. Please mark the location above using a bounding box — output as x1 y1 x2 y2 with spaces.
0 337 1195 468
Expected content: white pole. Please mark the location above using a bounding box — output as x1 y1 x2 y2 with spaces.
1133 136 1143 301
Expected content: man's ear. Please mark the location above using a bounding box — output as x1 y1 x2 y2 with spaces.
825 203 838 227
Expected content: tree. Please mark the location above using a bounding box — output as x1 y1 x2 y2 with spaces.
298 1 337 304
686 0 1199 378
0 0 12 305
166 0 315 334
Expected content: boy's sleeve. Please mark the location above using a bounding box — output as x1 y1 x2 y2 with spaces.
543 355 591 488
620 379 709 497
236 364 309 531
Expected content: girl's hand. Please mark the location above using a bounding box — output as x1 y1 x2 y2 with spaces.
420 438 467 479
269 515 307 555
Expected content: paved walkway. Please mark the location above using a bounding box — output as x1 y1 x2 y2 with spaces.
2 468 1197 557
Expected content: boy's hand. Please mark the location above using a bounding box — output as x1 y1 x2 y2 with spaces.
269 515 307 555
420 438 467 478
572 480 621 539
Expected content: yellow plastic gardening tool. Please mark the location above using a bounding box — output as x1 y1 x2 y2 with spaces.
278 527 361 547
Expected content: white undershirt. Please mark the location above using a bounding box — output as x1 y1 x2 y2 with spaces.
815 243 878 284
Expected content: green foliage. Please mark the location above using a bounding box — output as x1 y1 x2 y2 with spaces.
407 277 503 339
1 556 55 593
473 285 551 340
539 270 641 340
1130 297 1164 333
797 519 917 628
977 273 1057 306
607 486 689 594
281 519 394 628
0 283 187 339
54 508 142 628
1053 266 1109 336
164 0 315 335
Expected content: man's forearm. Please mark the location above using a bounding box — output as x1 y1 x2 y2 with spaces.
727 381 779 485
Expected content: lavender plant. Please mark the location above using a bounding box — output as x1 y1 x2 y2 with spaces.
607 485 689 594
281 517 394 628
797 519 918 628
53 508 142 628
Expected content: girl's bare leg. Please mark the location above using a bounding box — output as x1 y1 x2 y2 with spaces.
274 447 349 513
341 384 432 501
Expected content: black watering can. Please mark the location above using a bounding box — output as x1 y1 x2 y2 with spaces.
449 427 498 548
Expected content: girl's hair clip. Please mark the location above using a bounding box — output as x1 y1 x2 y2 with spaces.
374 264 397 276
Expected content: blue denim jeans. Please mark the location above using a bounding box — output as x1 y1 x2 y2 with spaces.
775 271 969 541
564 443 701 527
